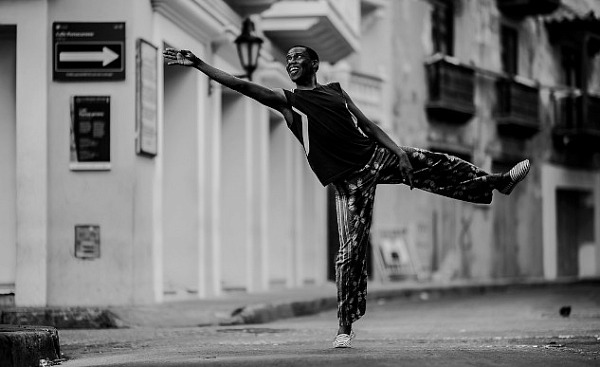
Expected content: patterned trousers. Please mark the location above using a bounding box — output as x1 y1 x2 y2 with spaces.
333 145 494 326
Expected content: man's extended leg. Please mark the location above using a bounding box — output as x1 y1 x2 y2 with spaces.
375 146 511 204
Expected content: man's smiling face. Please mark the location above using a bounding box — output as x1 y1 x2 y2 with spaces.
286 47 316 83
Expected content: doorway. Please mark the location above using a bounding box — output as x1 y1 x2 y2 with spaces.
556 189 595 277
492 161 521 278
267 114 292 289
219 91 249 292
0 25 17 292
162 51 200 299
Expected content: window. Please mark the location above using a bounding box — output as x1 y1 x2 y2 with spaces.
500 25 518 75
561 45 583 89
431 0 454 55
588 38 600 95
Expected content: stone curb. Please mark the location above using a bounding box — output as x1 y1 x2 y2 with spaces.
222 297 339 325
217 278 600 327
2 278 598 329
0 325 62 367
0 308 122 329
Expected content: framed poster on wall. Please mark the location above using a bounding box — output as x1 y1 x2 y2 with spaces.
70 96 111 170
136 38 158 157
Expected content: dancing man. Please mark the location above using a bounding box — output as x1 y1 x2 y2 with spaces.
163 45 530 348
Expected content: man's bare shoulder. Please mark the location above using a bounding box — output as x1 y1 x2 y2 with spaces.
273 88 294 125
274 88 292 108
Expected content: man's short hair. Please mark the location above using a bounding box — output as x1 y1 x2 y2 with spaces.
289 45 319 62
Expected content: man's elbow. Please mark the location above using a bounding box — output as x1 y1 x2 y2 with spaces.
358 121 374 135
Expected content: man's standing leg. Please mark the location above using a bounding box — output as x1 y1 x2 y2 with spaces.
332 169 377 347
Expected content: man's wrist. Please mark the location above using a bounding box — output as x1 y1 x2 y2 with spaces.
193 58 201 68
391 146 405 157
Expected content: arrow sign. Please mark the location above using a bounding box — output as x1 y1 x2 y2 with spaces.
53 22 125 81
59 47 119 67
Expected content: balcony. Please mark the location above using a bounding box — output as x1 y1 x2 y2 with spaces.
260 0 360 63
347 71 384 123
553 93 600 152
425 55 476 124
223 0 279 16
495 77 540 138
319 65 383 123
497 0 561 18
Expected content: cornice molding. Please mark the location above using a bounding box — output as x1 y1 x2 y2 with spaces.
152 0 242 43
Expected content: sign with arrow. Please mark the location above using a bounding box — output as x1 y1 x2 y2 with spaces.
53 22 125 81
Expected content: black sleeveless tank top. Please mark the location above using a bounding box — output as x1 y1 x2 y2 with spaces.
283 83 376 186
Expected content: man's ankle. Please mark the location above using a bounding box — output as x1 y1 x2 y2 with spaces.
337 325 352 335
489 173 508 190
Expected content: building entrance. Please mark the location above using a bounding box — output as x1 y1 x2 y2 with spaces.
162 50 200 299
0 25 17 293
556 189 595 277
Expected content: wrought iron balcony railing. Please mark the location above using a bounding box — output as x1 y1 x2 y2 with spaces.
553 92 600 152
495 76 541 138
496 0 561 18
320 67 384 124
347 71 384 124
425 55 476 123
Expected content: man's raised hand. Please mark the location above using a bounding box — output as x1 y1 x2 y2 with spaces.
163 48 198 67
397 150 414 190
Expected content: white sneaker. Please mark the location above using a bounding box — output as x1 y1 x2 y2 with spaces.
332 330 355 348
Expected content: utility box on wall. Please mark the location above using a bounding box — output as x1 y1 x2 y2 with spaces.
75 225 100 259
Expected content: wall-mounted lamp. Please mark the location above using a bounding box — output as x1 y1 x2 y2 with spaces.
234 18 263 81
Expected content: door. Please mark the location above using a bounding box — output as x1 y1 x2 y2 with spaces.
492 161 520 278
0 26 17 291
162 49 200 299
556 188 595 277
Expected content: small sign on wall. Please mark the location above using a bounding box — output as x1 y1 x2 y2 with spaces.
53 22 125 81
75 225 101 259
70 96 111 170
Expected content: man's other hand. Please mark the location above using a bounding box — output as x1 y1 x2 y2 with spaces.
397 150 414 189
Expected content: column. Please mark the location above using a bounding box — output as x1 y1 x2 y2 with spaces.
14 2 49 306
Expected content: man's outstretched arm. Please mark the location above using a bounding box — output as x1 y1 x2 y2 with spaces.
163 48 288 113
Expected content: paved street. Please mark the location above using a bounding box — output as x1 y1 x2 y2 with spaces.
59 284 600 366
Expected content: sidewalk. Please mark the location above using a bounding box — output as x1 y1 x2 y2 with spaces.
111 277 600 328
2 277 598 330
2 277 598 367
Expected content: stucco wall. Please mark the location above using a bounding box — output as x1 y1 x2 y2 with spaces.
46 0 157 306
0 0 50 306
368 0 554 282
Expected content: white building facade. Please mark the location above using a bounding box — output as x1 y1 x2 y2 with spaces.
0 0 360 306
1 0 599 308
